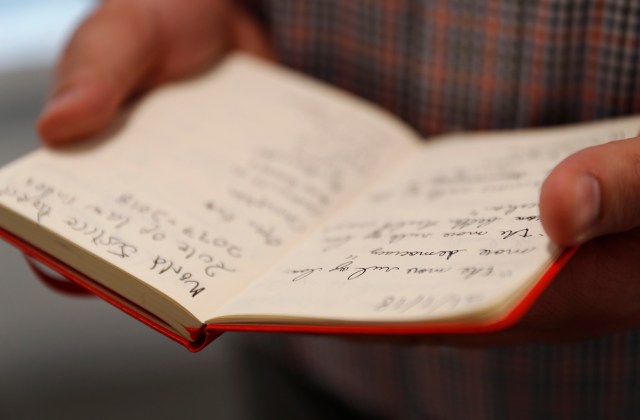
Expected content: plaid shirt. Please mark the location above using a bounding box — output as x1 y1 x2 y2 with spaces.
252 1 640 418
258 0 640 137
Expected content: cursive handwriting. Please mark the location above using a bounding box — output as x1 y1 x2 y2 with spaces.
150 256 205 298
84 205 130 229
442 231 487 238
406 267 452 275
176 241 236 277
203 199 236 222
248 219 283 247
450 217 500 230
288 267 323 282
499 228 534 240
515 215 541 222
0 185 52 222
460 265 494 280
479 247 536 256
328 259 400 281
371 247 466 261
65 216 137 258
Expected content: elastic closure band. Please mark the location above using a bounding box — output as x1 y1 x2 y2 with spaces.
24 256 94 297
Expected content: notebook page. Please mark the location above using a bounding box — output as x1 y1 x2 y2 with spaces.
215 117 640 323
0 54 416 323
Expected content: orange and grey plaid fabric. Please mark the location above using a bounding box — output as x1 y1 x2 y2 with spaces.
259 0 640 136
251 1 640 418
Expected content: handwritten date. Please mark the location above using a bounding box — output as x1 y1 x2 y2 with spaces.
374 293 484 314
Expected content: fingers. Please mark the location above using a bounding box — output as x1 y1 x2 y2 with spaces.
37 0 273 146
540 136 640 245
38 2 159 145
145 0 273 85
231 6 275 60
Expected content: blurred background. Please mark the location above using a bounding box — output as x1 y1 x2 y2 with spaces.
0 2 297 418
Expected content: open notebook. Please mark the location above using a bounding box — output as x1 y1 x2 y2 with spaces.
0 54 637 351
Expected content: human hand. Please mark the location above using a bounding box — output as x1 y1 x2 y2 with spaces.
418 136 640 346
38 0 273 145
534 136 640 338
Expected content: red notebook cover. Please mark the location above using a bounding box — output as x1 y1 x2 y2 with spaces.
0 225 577 352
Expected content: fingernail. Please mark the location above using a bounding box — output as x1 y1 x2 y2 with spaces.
573 174 600 243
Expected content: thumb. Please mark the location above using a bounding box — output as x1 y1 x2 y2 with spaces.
540 136 640 245
37 2 158 145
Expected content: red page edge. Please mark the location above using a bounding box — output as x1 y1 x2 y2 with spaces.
205 246 578 337
0 226 218 352
0 226 576 351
